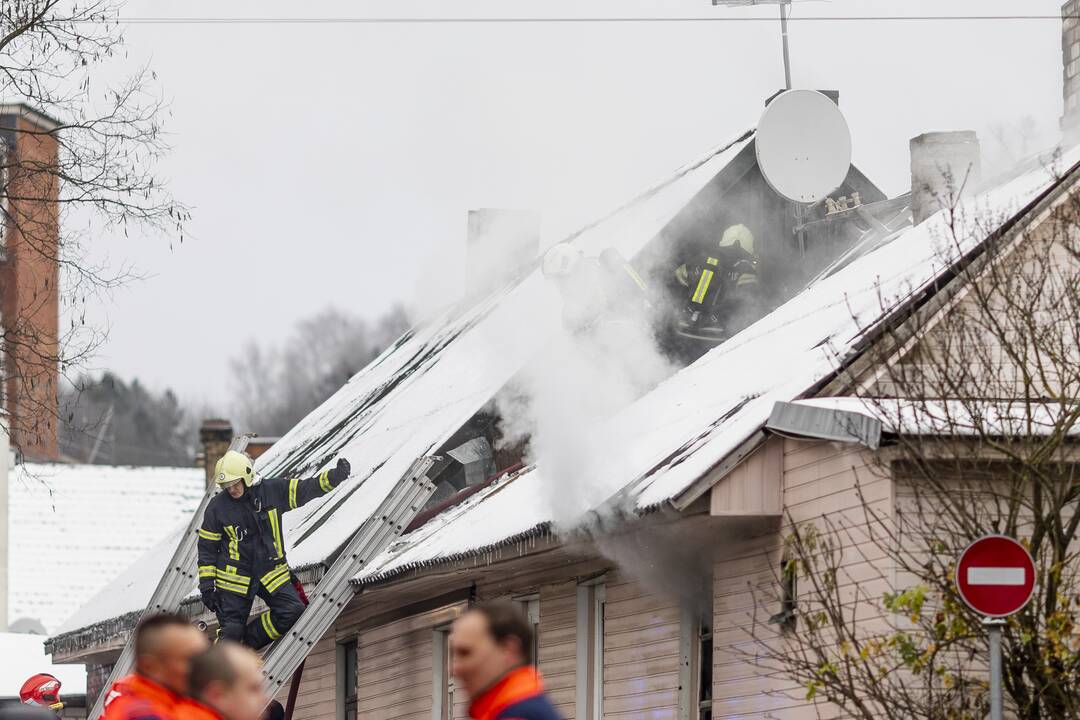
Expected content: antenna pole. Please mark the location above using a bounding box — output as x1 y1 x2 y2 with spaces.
779 1 792 89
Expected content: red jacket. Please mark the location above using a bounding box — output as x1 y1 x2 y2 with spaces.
175 700 221 720
468 667 562 720
101 674 188 720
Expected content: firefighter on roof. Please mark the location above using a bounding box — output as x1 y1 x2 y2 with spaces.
541 244 652 333
196 450 351 649
674 223 761 341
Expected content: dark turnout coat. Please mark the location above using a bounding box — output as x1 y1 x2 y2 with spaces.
196 468 343 597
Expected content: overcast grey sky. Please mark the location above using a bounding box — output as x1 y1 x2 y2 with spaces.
79 0 1064 408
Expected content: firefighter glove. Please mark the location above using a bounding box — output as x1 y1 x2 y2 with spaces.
331 457 351 484
201 588 219 613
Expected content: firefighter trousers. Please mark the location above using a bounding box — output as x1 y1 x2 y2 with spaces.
215 575 305 650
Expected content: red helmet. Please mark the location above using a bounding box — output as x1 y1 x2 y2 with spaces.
19 673 63 710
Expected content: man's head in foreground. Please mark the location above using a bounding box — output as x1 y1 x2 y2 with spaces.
189 642 267 720
134 613 209 695
450 601 533 697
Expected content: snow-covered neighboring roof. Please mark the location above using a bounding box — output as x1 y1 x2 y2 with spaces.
10 463 204 634
0 632 86 698
350 144 1080 585
52 522 187 637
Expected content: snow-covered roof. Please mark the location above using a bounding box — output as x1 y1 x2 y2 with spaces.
47 130 759 643
53 137 1080 645
349 144 1080 585
0 633 86 699
255 129 759 569
10 463 204 634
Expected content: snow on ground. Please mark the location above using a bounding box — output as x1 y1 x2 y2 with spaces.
0 632 86 698
10 464 204 634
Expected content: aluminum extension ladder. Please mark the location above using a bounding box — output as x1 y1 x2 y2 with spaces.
88 434 256 720
260 456 436 699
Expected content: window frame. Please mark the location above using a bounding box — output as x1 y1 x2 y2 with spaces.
575 579 606 720
335 637 358 720
513 593 541 667
432 624 456 720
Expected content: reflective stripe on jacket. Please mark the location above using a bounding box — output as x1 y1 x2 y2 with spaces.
196 469 342 596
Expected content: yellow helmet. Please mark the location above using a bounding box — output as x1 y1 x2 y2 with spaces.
719 224 754 254
215 450 255 487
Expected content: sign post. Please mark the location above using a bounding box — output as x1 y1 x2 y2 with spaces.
955 535 1036 720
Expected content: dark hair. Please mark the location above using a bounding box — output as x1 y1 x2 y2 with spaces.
189 642 241 700
134 613 192 658
468 600 533 662
262 700 285 720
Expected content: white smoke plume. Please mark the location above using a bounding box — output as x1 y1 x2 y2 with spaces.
495 256 676 529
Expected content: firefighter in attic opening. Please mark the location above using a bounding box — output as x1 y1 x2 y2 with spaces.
196 450 351 649
674 223 761 342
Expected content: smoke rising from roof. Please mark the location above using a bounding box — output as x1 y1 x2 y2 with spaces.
494 258 676 529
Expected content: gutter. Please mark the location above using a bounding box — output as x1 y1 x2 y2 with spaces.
351 522 553 589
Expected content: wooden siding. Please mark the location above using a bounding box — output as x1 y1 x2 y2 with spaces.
711 438 890 719
356 605 465 720
274 632 337 720
710 436 783 516
602 573 682 720
539 582 578 718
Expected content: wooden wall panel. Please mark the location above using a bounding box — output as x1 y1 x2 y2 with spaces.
602 573 681 720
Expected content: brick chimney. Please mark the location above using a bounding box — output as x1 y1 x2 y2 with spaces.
1063 1 1080 145
910 131 982 225
0 105 61 460
199 418 234 490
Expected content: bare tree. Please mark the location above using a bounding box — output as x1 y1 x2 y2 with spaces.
745 167 1080 719
229 305 409 436
0 1 187 455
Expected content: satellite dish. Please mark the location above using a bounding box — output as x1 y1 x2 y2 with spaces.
755 90 852 204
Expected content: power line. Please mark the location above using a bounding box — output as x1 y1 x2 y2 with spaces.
88 15 1080 25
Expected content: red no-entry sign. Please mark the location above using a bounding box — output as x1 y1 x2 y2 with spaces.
956 535 1036 617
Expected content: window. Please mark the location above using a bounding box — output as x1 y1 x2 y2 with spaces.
576 581 605 720
768 558 797 632
514 594 540 667
680 600 713 720
336 639 358 720
433 626 456 720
